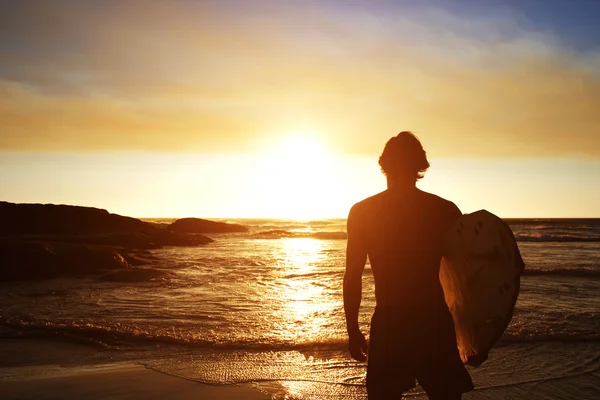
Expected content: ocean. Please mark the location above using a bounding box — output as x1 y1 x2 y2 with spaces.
1 218 599 399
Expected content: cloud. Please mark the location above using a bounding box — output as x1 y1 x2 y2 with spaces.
0 0 599 157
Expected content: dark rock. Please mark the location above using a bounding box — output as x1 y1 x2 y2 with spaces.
121 251 157 266
169 218 248 233
0 202 216 281
0 239 178 282
0 202 213 249
0 201 155 235
152 230 213 247
0 239 131 281
7 231 213 249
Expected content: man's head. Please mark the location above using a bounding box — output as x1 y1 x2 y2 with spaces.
379 131 430 182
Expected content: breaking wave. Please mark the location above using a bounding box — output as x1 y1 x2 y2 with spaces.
515 234 600 242
250 230 347 240
2 316 598 352
523 267 600 278
247 231 600 243
0 317 348 351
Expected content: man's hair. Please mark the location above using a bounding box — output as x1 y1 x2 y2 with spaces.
378 131 430 181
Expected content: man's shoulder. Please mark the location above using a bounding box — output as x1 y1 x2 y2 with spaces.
420 190 455 206
418 190 462 218
350 191 387 214
349 189 461 220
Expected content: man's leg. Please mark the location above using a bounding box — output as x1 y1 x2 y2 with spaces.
367 388 404 400
426 391 462 400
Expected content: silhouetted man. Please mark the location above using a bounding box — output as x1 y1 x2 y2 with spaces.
344 132 473 400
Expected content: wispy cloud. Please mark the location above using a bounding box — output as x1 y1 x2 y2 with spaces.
1 0 599 156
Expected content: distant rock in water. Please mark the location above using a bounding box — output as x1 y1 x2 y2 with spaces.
169 218 248 233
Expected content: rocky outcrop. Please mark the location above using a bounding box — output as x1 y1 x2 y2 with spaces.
0 239 174 282
0 202 213 249
0 202 153 235
168 218 248 233
0 239 125 281
0 202 215 282
12 231 213 249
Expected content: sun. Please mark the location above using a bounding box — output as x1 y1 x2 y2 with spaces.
256 133 338 219
273 135 327 162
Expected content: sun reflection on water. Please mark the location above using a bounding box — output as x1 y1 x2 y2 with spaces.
282 237 326 271
271 238 339 344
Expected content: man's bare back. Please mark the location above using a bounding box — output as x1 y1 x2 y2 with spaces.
348 187 461 308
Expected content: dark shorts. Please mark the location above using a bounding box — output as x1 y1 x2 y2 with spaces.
366 306 474 397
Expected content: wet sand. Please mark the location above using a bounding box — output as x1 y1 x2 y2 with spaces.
0 339 269 400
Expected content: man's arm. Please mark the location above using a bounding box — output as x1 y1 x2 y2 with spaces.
343 204 368 361
442 201 463 257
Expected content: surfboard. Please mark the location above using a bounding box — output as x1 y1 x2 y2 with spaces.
440 210 525 367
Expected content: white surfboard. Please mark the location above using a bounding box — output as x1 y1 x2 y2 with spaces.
440 210 525 366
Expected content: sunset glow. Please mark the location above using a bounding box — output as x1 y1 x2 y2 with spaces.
1 1 599 217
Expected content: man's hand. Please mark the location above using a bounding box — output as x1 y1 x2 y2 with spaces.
348 330 368 362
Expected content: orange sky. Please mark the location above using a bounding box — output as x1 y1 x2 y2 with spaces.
1 1 599 218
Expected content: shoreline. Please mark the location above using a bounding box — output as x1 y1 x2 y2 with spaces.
2 336 600 399
0 338 270 400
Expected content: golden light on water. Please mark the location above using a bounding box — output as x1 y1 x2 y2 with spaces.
282 238 325 273
272 238 337 343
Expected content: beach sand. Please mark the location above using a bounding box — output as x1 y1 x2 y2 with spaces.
0 339 270 400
